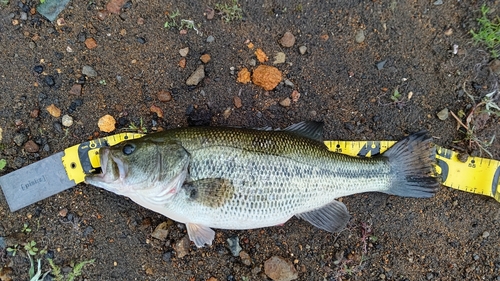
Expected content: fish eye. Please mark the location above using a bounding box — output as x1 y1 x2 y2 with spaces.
122 144 136 155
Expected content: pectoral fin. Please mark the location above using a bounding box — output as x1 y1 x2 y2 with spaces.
186 223 215 248
296 200 351 233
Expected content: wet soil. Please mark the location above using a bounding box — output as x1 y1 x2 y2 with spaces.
1 0 500 280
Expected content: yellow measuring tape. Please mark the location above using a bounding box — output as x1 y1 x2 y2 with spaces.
324 140 500 202
61 133 500 202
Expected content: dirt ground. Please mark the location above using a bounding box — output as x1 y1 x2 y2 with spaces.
1 0 500 280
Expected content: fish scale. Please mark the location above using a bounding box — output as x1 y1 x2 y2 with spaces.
85 122 438 247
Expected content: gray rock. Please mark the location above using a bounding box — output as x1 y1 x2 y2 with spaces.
227 236 242 257
355 30 365 43
284 79 294 88
298 46 307 55
13 133 28 146
82 65 97 77
376 60 387 70
186 65 205 86
437 108 449 120
206 35 215 43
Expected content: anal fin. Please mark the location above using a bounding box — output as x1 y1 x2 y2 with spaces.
186 223 215 248
296 200 351 233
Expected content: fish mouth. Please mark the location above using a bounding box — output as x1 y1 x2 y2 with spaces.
86 147 127 185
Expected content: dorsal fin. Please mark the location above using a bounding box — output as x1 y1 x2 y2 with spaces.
283 121 324 141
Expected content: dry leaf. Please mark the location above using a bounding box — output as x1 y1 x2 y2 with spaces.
98 114 116 133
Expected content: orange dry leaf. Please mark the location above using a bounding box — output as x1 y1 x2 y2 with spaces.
150 105 164 118
98 114 116 133
246 42 254 49
237 67 251 84
252 65 282 91
255 48 268 63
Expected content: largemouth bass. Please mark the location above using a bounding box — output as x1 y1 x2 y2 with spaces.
86 122 439 247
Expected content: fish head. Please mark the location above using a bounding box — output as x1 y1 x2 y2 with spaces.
85 138 190 201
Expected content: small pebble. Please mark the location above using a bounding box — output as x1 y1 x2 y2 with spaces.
20 12 28 21
58 208 68 217
206 35 215 43
13 133 28 146
179 47 189 57
24 140 39 153
227 236 242 257
157 90 172 102
136 37 146 44
82 65 97 77
437 108 449 121
84 37 97 49
376 60 387 70
239 251 252 266
179 57 186 68
279 97 291 107
30 109 40 118
162 251 172 262
77 32 86 42
233 96 242 108
53 122 63 133
174 236 190 258
284 79 294 88
151 222 169 241
33 65 43 74
482 231 490 238
264 256 298 281
44 75 55 87
186 65 205 86
248 59 256 66
69 84 82 95
223 107 232 119
355 30 365 43
62 115 73 127
97 10 109 20
273 52 286 64
46 104 61 118
200 54 211 64
298 46 307 55
291 90 300 102
279 31 295 47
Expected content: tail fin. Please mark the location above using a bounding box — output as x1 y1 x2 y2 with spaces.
384 131 439 198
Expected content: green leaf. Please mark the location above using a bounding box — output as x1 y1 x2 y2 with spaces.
0 159 6 170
